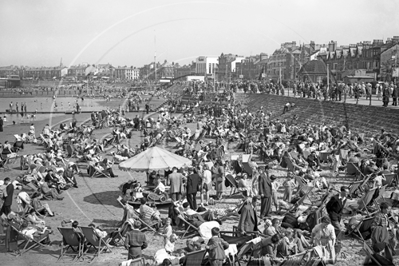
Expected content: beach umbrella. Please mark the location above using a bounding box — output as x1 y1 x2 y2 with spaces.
118 146 192 172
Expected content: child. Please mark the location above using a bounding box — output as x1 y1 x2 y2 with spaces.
159 218 173 246
283 173 296 203
206 227 229 266
270 175 280 212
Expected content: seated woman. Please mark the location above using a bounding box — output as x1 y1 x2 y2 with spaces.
311 216 336 263
26 209 46 230
31 192 54 217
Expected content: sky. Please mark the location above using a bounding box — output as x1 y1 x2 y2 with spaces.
1 0 398 68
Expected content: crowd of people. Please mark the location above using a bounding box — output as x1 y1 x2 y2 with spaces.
0 82 399 265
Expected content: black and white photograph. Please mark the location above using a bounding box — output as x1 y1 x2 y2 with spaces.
0 1 399 265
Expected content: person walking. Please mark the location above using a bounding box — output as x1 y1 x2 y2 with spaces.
1 178 14 216
259 166 272 219
168 167 183 201
124 221 147 259
0 116 3 132
326 186 348 240
186 167 201 211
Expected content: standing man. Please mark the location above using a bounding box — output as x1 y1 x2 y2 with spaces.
1 178 14 216
326 186 348 239
186 167 201 211
259 166 272 219
124 221 147 259
168 167 183 201
0 116 3 132
237 197 258 236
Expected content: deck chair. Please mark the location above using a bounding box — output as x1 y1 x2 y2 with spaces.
88 165 111 178
127 257 146 266
13 140 25 151
177 214 200 239
374 185 387 207
80 226 112 263
345 162 361 179
359 188 378 215
350 216 374 241
225 174 242 197
363 242 395 266
318 151 331 163
132 209 158 232
348 180 364 198
10 223 50 256
57 227 83 262
382 173 396 187
1 153 18 171
183 249 207 266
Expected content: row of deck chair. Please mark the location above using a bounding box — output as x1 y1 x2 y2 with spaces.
58 226 112 263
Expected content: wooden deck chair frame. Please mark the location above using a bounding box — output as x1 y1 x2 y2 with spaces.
116 198 157 232
132 209 158 232
80 226 112 263
360 188 378 216
225 174 243 197
178 214 199 239
1 153 18 171
183 249 207 266
128 257 146 266
374 185 387 208
91 168 112 178
57 227 83 262
346 162 361 179
349 216 374 241
382 173 396 187
10 224 49 256
363 242 382 266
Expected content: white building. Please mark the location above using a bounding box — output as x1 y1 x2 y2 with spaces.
195 56 218 75
230 57 245 73
125 67 140 80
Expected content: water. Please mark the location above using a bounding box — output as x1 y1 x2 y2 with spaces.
0 97 108 126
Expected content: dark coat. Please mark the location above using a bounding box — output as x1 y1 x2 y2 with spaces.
207 236 229 261
259 173 272 197
187 173 201 194
237 204 258 234
124 229 147 259
326 195 346 222
4 184 14 206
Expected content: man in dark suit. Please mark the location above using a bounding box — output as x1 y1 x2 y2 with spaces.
1 177 14 216
124 221 147 259
326 186 348 238
186 168 201 210
237 197 258 236
259 167 272 218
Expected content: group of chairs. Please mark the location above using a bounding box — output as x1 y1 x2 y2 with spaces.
57 226 112 263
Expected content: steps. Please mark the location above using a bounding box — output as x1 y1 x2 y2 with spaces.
236 93 399 137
